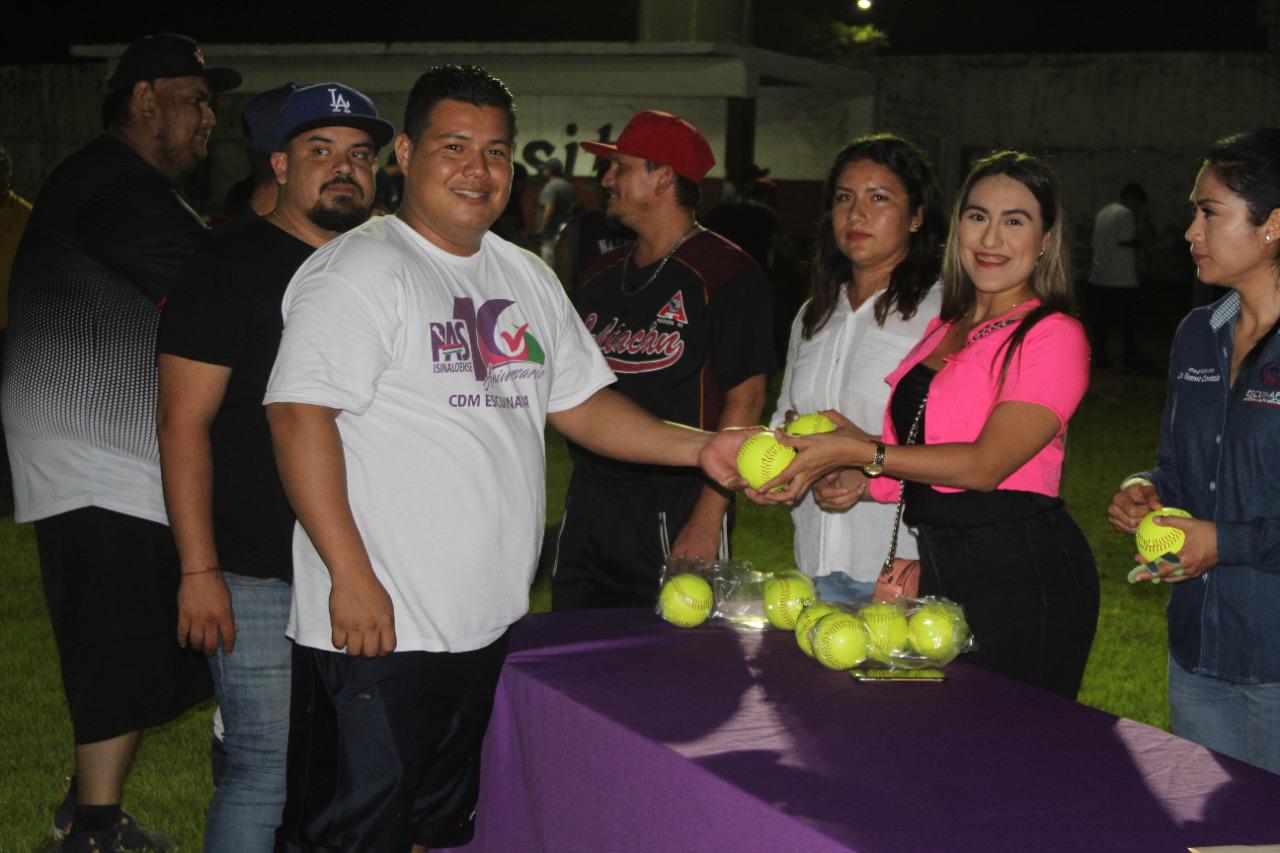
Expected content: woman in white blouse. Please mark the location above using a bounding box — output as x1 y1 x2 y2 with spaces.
771 134 945 601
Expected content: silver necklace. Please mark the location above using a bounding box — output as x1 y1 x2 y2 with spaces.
966 301 1027 344
621 223 702 295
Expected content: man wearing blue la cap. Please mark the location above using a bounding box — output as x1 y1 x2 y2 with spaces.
156 81 391 852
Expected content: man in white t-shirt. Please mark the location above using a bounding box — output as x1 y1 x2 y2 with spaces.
264 64 748 852
1086 183 1148 370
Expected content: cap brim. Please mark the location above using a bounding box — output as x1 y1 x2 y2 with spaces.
578 140 619 159
281 116 397 152
205 68 242 93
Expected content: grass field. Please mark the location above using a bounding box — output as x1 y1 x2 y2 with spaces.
0 365 1173 852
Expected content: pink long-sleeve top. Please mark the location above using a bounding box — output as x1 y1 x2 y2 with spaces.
867 300 1091 503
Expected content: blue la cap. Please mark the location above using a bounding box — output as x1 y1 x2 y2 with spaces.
272 82 395 153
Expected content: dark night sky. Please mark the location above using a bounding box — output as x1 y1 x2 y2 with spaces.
2 0 1267 63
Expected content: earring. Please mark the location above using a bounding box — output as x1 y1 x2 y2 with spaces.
1268 235 1274 242
910 225 919 232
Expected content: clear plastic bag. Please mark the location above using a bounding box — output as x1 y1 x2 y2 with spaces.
801 596 975 670
655 560 817 631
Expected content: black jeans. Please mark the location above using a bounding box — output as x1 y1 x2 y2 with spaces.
279 634 510 852
551 473 732 611
917 506 1099 699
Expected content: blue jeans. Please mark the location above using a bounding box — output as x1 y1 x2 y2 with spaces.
205 572 292 853
813 572 876 605
1168 656 1280 775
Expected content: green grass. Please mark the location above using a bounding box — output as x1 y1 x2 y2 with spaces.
0 366 1171 850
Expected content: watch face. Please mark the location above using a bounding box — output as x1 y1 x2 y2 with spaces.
862 463 884 477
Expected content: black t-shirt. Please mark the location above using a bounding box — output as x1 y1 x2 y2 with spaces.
570 228 776 484
157 217 314 581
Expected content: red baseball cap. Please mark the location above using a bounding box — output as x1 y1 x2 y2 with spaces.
580 110 716 183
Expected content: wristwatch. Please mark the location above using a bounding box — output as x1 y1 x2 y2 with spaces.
862 441 886 477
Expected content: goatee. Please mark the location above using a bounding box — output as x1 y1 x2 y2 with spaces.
308 199 370 234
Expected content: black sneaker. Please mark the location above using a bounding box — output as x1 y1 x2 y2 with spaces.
51 777 175 852
58 828 124 853
113 813 175 852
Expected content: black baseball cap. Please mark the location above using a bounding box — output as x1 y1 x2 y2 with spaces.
243 83 302 153
108 33 241 94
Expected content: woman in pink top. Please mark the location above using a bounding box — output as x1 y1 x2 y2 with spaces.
757 151 1098 699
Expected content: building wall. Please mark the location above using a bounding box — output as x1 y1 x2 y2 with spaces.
868 51 1280 285
0 63 106 199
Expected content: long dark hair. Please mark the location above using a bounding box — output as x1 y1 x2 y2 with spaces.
801 134 944 339
940 150 1074 382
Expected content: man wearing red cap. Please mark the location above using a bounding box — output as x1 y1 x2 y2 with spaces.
553 110 776 610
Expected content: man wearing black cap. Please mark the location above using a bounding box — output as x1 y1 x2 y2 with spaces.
552 110 776 611
156 82 391 852
223 82 302 223
1 33 239 853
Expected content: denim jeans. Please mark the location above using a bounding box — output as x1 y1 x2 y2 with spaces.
205 572 292 853
1168 656 1280 775
813 572 876 605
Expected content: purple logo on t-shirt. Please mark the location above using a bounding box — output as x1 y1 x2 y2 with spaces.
430 297 546 381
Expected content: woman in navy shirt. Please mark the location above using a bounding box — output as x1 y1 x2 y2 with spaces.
1108 128 1280 774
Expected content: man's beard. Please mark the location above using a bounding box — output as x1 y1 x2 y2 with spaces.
307 198 369 233
307 178 371 233
155 126 203 180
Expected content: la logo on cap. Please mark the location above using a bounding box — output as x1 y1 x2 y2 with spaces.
328 87 351 114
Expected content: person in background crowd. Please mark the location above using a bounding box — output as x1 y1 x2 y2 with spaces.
373 148 403 214
489 161 528 243
222 83 300 224
1108 128 1280 775
1086 182 1152 371
753 150 1099 701
535 156 575 265
2 33 239 853
552 110 775 611
769 134 944 603
158 82 390 852
553 165 635 290
264 65 749 851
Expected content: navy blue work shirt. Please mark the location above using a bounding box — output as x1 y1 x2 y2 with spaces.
1141 291 1280 683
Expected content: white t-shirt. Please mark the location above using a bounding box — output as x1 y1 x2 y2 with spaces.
265 216 614 653
770 284 941 581
1088 201 1138 288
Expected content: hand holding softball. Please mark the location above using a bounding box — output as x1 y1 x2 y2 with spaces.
1134 512 1218 583
748 410 877 505
1108 480 1163 535
698 425 763 489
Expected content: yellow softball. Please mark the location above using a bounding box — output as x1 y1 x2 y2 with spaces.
762 572 816 630
736 432 797 492
784 413 838 437
1135 507 1193 562
659 573 714 628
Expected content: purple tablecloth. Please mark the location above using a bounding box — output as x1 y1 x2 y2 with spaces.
460 609 1280 852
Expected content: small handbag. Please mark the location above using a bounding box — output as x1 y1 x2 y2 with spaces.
873 394 927 604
